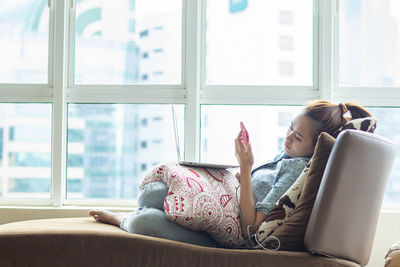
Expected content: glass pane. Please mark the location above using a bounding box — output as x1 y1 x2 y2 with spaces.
67 104 184 199
206 0 313 85
368 107 400 208
74 0 182 84
339 0 400 87
0 104 52 198
201 105 302 166
0 0 49 83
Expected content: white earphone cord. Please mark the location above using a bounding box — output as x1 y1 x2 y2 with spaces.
236 185 281 251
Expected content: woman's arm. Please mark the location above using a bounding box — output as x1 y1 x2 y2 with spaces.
234 132 265 238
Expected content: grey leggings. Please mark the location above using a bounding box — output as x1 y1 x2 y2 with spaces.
120 182 217 247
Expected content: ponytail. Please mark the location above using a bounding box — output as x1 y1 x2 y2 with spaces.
343 102 372 121
303 100 373 142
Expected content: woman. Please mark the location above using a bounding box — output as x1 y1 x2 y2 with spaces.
89 100 372 247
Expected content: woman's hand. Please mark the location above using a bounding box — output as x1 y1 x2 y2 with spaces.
235 131 254 174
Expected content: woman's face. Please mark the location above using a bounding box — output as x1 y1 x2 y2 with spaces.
284 113 316 158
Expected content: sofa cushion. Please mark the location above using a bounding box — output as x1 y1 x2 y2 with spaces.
256 161 310 246
0 217 359 267
333 117 377 138
257 132 336 251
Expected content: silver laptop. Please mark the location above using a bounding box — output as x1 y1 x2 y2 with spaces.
172 105 239 169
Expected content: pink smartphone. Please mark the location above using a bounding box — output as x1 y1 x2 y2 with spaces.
240 121 250 145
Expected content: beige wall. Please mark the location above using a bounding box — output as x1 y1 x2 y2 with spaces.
369 212 400 267
0 207 399 267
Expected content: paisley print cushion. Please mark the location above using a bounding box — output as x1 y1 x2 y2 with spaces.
140 163 246 248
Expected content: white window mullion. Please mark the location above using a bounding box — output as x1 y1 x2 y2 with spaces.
68 0 76 88
48 0 55 88
318 0 336 101
184 0 202 162
51 0 69 207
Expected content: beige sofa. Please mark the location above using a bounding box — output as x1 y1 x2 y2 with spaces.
0 130 396 267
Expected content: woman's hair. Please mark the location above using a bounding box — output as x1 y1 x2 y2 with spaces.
303 100 372 142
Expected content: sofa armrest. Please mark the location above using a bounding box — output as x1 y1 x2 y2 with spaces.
304 130 396 266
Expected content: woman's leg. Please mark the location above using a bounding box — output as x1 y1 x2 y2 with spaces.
121 207 217 247
138 182 168 210
89 207 216 247
89 182 216 247
89 182 168 226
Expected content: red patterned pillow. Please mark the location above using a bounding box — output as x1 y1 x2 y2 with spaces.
140 163 246 248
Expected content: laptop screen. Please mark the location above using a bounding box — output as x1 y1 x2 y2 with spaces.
171 105 182 162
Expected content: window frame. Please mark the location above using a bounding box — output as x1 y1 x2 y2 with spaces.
199 0 320 104
333 0 400 105
0 0 399 208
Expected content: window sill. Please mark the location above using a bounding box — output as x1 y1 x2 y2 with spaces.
0 205 137 225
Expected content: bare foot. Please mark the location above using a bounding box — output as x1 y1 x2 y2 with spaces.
88 209 128 226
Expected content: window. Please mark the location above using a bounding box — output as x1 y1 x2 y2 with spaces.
67 154 84 168
129 19 135 32
9 178 50 195
8 152 51 167
0 104 51 199
201 105 302 166
74 0 182 84
68 129 84 143
66 104 184 200
279 36 294 50
339 0 400 87
140 163 147 171
1 0 400 210
129 0 136 11
141 141 147 148
229 0 248 13
367 107 400 207
279 11 294 25
0 129 3 162
337 0 400 207
139 30 149 38
206 0 313 85
277 137 285 151
278 112 294 127
279 61 294 76
0 0 50 83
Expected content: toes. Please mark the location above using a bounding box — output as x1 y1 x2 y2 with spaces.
89 209 103 216
88 210 97 216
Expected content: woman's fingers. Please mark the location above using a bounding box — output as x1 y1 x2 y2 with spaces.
236 131 245 149
247 142 252 152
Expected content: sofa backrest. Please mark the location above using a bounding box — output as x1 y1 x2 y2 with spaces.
304 130 396 266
